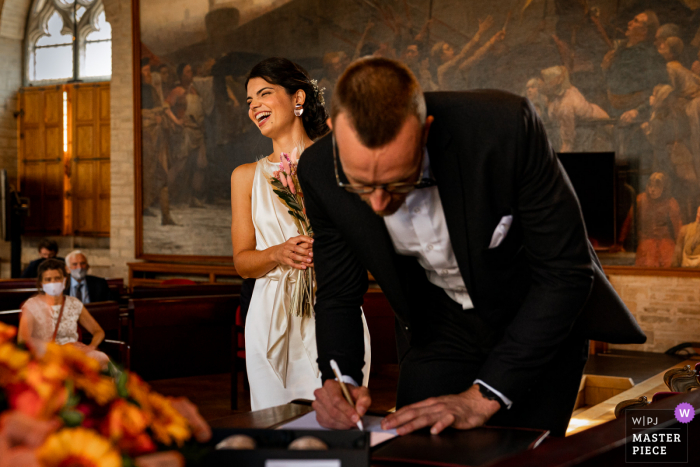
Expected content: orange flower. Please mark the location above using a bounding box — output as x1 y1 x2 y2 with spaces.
0 342 30 386
101 400 155 456
0 322 17 345
37 428 121 467
8 362 67 419
126 373 151 409
42 344 116 405
146 393 191 447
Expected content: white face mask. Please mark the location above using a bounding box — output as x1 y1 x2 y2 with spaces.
70 268 87 281
42 280 65 297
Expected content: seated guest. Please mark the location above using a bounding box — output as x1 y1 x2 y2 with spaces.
64 250 111 303
20 239 63 278
18 259 110 367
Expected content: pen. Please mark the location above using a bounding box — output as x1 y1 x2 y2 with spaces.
330 359 364 430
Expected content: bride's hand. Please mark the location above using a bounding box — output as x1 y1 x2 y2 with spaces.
272 235 314 270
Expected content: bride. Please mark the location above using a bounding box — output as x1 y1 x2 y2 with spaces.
231 57 371 410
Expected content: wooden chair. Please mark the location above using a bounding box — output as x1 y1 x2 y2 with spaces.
83 301 130 368
0 302 129 367
127 294 240 408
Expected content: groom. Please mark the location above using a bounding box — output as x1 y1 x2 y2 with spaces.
297 58 645 437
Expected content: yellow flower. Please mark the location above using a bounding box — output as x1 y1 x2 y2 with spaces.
147 392 191 447
37 427 122 467
0 342 30 386
0 322 17 345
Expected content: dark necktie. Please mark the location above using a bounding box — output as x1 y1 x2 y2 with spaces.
76 282 84 303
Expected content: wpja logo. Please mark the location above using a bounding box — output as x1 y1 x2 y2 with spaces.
625 405 694 463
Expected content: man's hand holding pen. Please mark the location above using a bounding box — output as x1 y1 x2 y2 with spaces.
313 379 372 430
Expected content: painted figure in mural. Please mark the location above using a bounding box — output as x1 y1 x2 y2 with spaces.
540 66 610 152
618 172 682 268
230 58 371 410
658 37 700 187
602 10 668 118
673 206 700 267
524 77 549 121
602 10 669 173
165 63 208 208
641 85 693 184
431 15 505 91
140 58 175 226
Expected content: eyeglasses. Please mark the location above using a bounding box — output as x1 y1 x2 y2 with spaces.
332 133 436 194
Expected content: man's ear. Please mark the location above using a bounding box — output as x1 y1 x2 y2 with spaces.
326 118 333 130
423 115 434 143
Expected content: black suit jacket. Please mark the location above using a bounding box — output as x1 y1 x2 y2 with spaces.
21 257 65 278
298 91 645 401
64 275 112 303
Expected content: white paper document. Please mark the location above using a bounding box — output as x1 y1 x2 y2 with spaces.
278 411 397 447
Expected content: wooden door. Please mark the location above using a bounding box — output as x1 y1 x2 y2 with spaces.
17 86 65 235
70 82 110 236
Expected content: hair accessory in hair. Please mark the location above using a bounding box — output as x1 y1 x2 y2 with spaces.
310 79 326 107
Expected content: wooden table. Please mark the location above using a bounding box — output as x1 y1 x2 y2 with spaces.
208 391 700 467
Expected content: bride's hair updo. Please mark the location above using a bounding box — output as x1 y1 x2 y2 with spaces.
245 57 329 140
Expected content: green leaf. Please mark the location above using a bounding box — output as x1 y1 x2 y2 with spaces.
59 409 84 427
116 368 129 399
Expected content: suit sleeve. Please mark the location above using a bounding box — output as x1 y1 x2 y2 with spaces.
475 99 594 402
298 156 368 386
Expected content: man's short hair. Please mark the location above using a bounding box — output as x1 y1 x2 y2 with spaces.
657 23 680 40
65 250 87 266
641 10 660 40
331 57 426 148
38 239 58 253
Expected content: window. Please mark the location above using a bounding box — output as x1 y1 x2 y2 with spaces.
25 0 112 84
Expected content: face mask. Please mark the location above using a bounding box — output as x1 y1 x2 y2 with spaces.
42 281 65 297
70 268 87 281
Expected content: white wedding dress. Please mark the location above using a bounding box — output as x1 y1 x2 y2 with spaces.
246 157 371 411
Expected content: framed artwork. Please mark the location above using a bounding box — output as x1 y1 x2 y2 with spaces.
133 0 700 271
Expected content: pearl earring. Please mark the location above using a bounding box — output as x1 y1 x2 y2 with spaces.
294 104 304 117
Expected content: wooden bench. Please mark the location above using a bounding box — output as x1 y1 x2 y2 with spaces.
0 278 125 297
127 294 241 408
129 283 242 300
0 288 38 311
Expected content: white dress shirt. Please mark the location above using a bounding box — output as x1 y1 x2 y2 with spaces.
381 150 513 409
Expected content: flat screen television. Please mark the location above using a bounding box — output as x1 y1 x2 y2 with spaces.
556 152 616 250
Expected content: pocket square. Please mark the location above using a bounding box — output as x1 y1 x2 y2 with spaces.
489 215 513 249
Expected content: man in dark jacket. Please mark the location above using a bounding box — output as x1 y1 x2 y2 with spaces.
64 250 112 303
299 58 645 437
21 239 63 278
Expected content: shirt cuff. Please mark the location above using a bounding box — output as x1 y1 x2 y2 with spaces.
474 379 513 410
336 375 360 387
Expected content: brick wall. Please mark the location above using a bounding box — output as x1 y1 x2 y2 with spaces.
608 274 700 353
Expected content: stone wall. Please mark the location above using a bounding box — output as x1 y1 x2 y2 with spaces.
104 0 138 280
0 0 25 277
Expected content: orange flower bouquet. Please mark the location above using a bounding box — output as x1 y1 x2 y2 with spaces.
0 322 211 467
